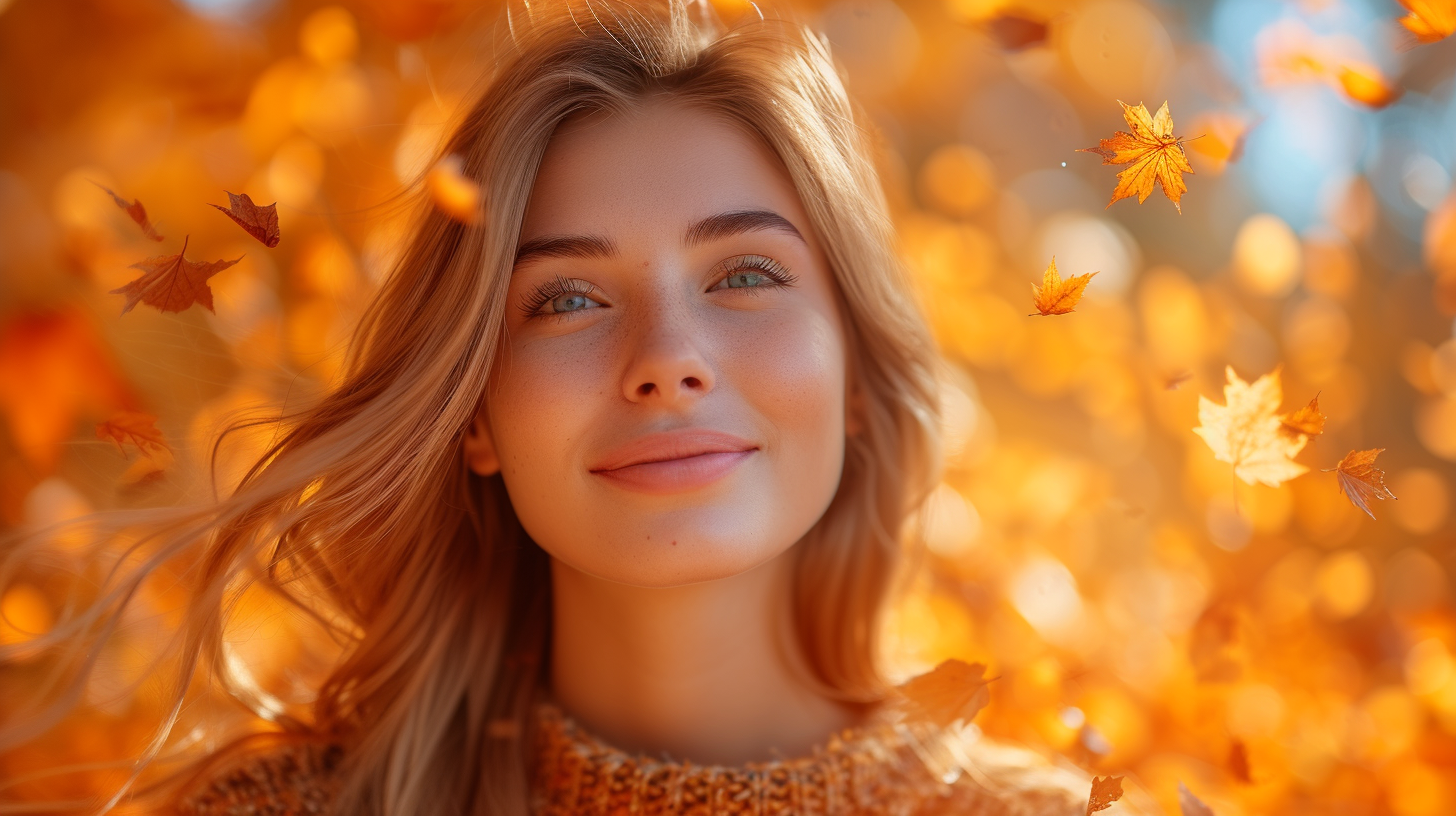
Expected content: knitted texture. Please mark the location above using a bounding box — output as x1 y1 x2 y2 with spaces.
175 739 344 816
175 702 1102 815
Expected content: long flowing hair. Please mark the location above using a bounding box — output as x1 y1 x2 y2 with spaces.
0 2 942 814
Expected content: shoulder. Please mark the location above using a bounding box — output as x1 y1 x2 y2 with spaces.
171 735 345 816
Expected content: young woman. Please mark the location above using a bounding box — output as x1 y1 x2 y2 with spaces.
2 1 1114 813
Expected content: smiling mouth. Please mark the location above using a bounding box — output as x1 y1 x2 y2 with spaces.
589 431 758 494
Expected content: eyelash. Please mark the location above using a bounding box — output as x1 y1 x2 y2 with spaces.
519 255 798 319
519 275 598 319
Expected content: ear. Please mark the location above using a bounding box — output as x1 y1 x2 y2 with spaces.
463 406 501 476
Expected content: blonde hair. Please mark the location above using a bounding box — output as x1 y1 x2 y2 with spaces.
0 2 941 814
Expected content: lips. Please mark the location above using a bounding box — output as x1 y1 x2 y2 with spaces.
589 430 758 494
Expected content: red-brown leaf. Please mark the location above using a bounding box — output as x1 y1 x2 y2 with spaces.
96 411 167 457
210 191 280 247
93 181 164 241
108 235 243 315
1086 775 1124 815
983 12 1048 50
894 658 992 728
1322 448 1397 520
1228 739 1252 783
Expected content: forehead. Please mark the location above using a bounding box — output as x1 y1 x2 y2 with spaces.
520 99 810 242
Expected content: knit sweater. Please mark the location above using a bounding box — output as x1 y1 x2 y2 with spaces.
174 701 1111 816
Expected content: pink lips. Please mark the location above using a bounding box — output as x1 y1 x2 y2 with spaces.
589 430 758 494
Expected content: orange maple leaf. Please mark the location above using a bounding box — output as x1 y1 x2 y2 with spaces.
92 181 164 241
1398 0 1456 43
1323 448 1397 520
1280 393 1326 438
1185 113 1256 175
1335 64 1401 109
1178 781 1216 816
1163 370 1194 391
1078 100 1194 213
1190 602 1244 683
0 309 138 472
894 658 992 728
109 236 243 316
211 191 280 247
97 411 173 484
1030 258 1097 316
1228 739 1252 783
1086 775 1124 815
982 12 1048 50
429 154 482 225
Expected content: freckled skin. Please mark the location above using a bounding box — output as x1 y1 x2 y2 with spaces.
463 100 850 588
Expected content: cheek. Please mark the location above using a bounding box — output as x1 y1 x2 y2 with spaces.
716 305 847 457
485 329 616 478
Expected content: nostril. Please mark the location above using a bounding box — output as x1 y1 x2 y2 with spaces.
683 376 701 389
637 382 656 396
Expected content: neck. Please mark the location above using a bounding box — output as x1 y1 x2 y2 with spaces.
546 546 866 765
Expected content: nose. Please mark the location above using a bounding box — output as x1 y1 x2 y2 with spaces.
621 307 715 407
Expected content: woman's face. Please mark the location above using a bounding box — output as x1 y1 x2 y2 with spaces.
464 99 852 588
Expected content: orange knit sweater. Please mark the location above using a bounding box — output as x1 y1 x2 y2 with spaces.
174 701 1113 815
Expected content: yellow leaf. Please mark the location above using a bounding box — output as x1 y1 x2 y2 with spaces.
894 658 992 728
1193 366 1309 487
1078 100 1194 213
1029 258 1097 316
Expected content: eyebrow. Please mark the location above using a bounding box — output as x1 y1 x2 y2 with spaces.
512 209 805 267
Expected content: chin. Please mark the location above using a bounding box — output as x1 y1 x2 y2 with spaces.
574 521 802 588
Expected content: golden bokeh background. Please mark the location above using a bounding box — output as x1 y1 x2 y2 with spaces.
2 0 1456 813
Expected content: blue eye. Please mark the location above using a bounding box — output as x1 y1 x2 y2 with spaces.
550 292 601 312
709 256 797 291
521 276 605 319
719 272 771 288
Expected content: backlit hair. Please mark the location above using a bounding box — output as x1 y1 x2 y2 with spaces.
0 2 942 814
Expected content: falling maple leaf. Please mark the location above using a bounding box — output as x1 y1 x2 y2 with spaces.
1280 394 1326 438
97 411 173 485
0 309 138 473
1163 370 1194 391
1335 64 1401 109
1185 113 1256 175
429 154 482 225
1190 602 1244 683
982 12 1048 50
1085 775 1124 815
96 411 167 457
211 191 280 247
1078 100 1194 213
1030 258 1097 316
92 181 164 241
109 236 243 316
1257 20 1401 108
1193 366 1309 488
1397 0 1456 44
1323 448 1397 520
1178 781 1216 816
893 658 992 728
1228 739 1252 783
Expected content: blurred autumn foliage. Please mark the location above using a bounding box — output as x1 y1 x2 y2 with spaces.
3 0 1456 814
